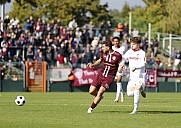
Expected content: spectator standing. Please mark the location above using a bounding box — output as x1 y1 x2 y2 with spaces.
34 18 43 39
117 23 123 40
81 28 89 47
152 38 159 57
3 15 10 32
36 51 45 61
173 50 181 70
69 48 79 68
53 47 58 66
132 28 139 37
45 47 52 66
68 69 75 92
57 53 66 67
56 19 62 29
29 16 34 34
68 18 77 30
123 22 129 36
26 46 34 61
85 44 93 64
104 20 112 38
24 19 30 32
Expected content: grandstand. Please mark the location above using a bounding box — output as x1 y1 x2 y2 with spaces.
0 14 180 92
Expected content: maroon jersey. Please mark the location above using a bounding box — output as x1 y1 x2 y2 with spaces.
91 51 122 90
100 51 122 77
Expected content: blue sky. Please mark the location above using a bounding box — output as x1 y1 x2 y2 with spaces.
100 0 145 10
1 0 146 14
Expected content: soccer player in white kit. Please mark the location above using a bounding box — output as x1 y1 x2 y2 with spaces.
112 36 125 102
123 37 146 114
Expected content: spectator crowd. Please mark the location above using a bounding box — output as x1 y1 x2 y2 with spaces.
0 15 180 70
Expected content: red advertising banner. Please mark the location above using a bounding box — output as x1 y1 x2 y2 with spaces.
73 68 181 87
146 69 157 87
74 68 99 86
158 70 181 78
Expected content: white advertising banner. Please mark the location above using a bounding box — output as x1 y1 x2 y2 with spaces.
50 68 71 82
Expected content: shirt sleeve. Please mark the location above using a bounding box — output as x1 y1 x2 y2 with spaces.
118 53 122 63
122 50 129 63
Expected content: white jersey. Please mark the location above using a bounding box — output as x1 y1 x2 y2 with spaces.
123 49 146 79
112 45 125 55
112 45 125 76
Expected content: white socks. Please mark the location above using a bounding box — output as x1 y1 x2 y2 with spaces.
133 90 140 111
115 83 123 100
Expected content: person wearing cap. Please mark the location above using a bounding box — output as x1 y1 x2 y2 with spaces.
122 37 147 114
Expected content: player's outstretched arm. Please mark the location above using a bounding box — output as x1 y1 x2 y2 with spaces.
87 58 102 68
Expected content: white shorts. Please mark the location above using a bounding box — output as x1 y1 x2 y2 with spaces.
127 77 146 89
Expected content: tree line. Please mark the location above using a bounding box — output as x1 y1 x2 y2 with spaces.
1 0 181 35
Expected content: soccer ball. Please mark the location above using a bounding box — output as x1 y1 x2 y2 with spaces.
15 96 25 106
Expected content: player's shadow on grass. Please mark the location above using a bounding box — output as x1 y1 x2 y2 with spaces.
102 110 132 113
103 110 181 114
139 110 181 114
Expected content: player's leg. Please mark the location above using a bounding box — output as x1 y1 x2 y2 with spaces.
140 73 147 98
88 75 114 113
131 78 147 114
114 72 124 102
127 87 134 97
130 89 140 114
93 86 106 104
127 80 139 114
140 87 146 98
127 87 140 114
135 78 146 98
87 73 102 113
89 85 98 97
87 86 106 113
114 74 124 102
127 81 135 109
89 74 101 97
126 80 135 97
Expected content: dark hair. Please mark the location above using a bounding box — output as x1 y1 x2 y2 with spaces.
131 37 141 44
102 41 113 49
113 36 120 41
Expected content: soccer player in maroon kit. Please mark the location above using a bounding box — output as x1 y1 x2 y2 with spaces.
87 41 123 113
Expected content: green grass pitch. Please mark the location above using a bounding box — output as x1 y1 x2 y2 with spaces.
0 92 181 128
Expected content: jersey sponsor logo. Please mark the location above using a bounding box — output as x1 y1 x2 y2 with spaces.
112 56 116 60
129 57 139 60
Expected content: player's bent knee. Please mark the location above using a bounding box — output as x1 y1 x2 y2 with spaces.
89 90 96 96
89 91 93 95
127 87 134 96
135 78 143 90
135 85 143 91
127 91 134 97
89 85 97 96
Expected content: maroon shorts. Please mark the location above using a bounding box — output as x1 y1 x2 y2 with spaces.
91 73 115 90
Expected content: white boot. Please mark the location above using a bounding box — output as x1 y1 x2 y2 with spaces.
87 108 93 113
